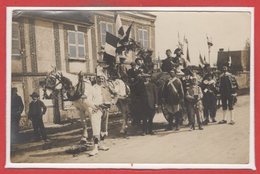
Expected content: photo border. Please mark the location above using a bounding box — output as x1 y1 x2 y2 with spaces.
4 6 256 170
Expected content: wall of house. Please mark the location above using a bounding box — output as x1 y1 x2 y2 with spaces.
11 12 156 126
35 20 56 73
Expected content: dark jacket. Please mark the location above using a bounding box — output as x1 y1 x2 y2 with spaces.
11 94 24 117
161 57 174 72
144 82 158 110
117 63 128 82
217 72 238 96
28 100 47 119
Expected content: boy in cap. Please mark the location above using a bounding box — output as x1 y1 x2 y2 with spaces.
186 77 204 130
28 92 48 142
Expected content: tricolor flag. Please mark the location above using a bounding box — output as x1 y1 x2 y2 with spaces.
116 14 124 38
104 32 120 64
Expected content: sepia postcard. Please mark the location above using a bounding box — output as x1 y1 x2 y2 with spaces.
6 7 255 169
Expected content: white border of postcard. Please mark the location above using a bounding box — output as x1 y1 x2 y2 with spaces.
5 6 255 170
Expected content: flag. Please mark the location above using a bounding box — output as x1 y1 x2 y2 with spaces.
186 46 190 62
119 23 133 45
178 32 184 50
184 35 188 44
116 14 124 38
199 53 204 65
207 36 213 47
104 32 120 64
228 55 232 67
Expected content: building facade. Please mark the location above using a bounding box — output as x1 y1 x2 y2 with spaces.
11 10 156 125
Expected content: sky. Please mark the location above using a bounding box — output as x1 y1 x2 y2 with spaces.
152 11 251 66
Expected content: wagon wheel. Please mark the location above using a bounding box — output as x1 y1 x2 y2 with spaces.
160 102 171 123
160 102 189 125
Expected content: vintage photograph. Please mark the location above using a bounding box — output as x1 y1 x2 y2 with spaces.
7 7 254 168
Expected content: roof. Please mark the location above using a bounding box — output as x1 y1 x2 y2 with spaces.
13 10 94 26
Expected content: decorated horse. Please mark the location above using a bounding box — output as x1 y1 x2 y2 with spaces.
41 69 130 155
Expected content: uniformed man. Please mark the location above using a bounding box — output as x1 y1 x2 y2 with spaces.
172 48 187 74
161 49 174 72
217 66 238 125
162 69 184 131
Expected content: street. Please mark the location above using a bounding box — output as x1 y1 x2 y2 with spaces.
11 95 250 164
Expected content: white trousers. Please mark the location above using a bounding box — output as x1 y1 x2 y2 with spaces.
89 108 103 138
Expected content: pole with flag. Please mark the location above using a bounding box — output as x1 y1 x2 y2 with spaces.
199 53 205 66
228 48 232 68
207 35 213 65
178 32 184 50
115 13 124 39
183 35 190 63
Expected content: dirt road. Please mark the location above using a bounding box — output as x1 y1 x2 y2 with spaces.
11 95 250 164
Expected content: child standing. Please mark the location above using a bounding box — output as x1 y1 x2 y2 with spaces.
186 77 204 130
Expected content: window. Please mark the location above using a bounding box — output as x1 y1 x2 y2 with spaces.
100 22 113 46
68 31 85 59
138 28 149 48
12 22 21 57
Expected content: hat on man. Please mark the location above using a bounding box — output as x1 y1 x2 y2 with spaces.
174 48 184 55
165 49 172 54
30 92 39 98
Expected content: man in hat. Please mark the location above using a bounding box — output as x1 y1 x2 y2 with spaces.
217 66 238 125
161 49 175 72
11 87 24 143
28 92 48 142
143 49 154 73
116 56 128 82
162 69 184 131
127 62 138 82
172 48 187 74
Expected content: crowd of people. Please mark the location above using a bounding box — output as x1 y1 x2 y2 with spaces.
11 47 239 156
